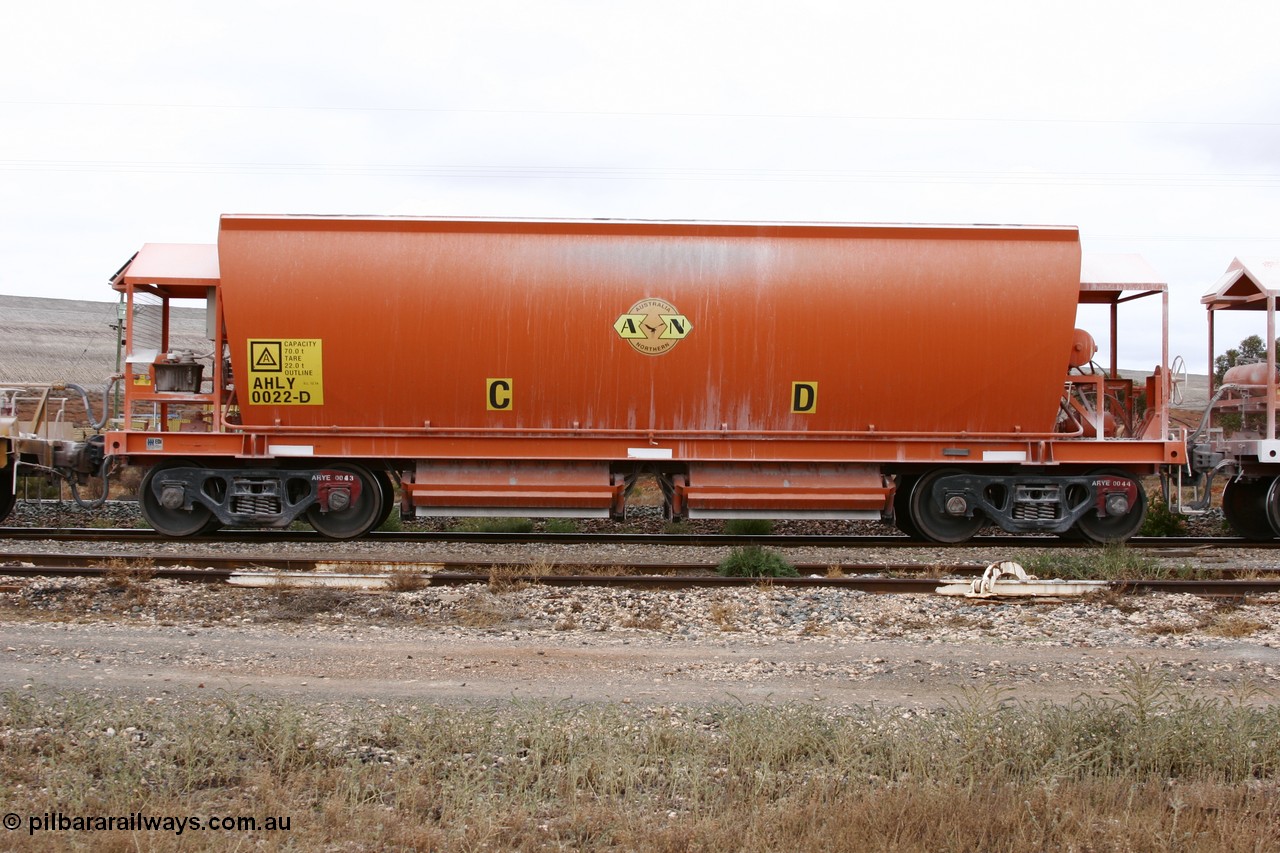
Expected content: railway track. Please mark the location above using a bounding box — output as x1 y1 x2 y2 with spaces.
4 552 1280 596
0 526 1271 550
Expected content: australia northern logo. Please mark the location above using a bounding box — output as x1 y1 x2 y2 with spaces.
613 298 692 356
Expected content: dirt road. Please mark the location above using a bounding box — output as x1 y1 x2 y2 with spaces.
4 617 1277 710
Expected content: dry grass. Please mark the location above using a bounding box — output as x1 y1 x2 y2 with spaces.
266 588 358 622
576 563 628 577
708 599 740 632
97 557 156 588
385 567 428 592
92 557 157 609
3 672 1280 851
486 563 529 593
922 562 950 580
454 590 514 628
798 618 830 636
620 611 667 630
487 559 558 592
554 596 584 630
1204 613 1269 638
1146 607 1269 639
1083 586 1143 613
941 613 991 630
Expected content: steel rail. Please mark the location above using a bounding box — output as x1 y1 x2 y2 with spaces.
0 526 1271 550
0 552 982 577
3 558 1280 596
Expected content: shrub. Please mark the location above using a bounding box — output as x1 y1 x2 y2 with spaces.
723 518 775 535
1138 494 1186 537
717 545 798 578
1017 545 1199 581
543 519 577 534
452 517 535 534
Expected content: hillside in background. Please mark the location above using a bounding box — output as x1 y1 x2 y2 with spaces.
0 295 207 388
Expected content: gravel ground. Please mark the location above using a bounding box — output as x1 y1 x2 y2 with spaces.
3 500 1280 713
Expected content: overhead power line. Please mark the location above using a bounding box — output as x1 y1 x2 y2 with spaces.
2 159 1279 189
2 99 1278 128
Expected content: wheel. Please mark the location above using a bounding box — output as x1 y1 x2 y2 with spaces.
1222 478 1276 540
908 469 986 544
0 456 16 525
1075 470 1147 544
1170 355 1188 406
1264 478 1280 537
892 475 923 538
140 460 218 538
373 469 397 530
306 463 384 540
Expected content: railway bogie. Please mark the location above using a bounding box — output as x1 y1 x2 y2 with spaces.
899 467 1148 544
137 459 389 540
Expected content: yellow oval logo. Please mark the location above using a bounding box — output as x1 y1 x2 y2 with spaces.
612 298 692 356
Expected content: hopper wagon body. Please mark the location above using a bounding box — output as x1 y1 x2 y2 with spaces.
92 215 1179 541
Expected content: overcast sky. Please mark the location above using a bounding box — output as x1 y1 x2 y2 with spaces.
2 0 1278 373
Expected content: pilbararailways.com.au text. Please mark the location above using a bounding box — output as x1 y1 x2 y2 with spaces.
9 811 292 836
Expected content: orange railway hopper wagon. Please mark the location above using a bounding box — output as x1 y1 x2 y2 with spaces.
102 216 1183 541
1188 258 1280 539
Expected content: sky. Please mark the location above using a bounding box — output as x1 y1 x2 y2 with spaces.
2 0 1278 374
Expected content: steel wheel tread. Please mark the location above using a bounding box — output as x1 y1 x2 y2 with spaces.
0 461 15 524
373 469 396 530
1075 469 1147 544
908 468 986 544
893 475 923 539
1223 478 1276 541
140 460 217 538
306 463 384 540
